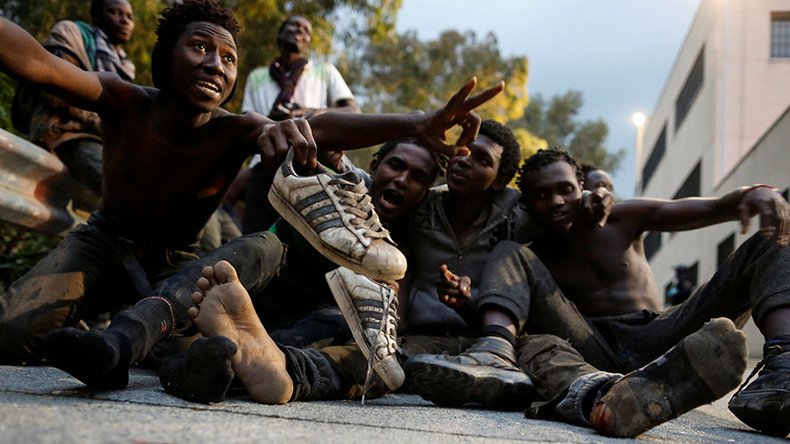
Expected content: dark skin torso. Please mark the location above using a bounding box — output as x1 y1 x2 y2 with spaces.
98 84 262 245
530 213 662 317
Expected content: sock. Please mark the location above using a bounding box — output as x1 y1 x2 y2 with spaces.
481 325 516 347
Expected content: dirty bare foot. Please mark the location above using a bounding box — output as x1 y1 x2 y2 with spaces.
188 260 293 404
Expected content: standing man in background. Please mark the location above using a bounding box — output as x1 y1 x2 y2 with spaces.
16 0 135 199
237 15 360 233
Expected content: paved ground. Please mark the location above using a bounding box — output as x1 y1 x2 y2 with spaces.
0 365 786 443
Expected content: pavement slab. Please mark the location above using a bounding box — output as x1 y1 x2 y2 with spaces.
0 365 786 443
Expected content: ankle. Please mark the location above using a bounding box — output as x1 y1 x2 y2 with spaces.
481 325 516 347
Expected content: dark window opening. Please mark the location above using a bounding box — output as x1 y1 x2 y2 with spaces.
673 161 702 199
675 47 705 130
644 231 662 261
771 11 790 58
717 233 735 269
642 124 666 192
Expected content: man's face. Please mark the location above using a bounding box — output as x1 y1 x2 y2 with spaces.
171 22 238 112
277 16 312 55
446 134 503 196
523 161 583 234
584 169 614 193
370 143 435 221
97 0 134 44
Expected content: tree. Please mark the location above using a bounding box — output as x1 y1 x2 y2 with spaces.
339 28 530 168
0 0 401 113
512 90 624 173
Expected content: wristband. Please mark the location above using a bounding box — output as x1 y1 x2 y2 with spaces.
746 184 780 194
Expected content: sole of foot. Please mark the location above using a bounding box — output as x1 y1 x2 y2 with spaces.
44 327 131 390
189 260 292 404
591 317 747 438
159 336 238 404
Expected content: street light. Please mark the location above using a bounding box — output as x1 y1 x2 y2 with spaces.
632 112 647 195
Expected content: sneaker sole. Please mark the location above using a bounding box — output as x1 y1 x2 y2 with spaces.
326 269 404 391
269 186 404 282
404 354 534 410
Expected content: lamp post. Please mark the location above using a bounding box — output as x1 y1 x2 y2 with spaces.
632 112 646 196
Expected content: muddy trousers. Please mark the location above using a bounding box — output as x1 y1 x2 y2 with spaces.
281 333 598 405
481 233 790 372
0 214 284 364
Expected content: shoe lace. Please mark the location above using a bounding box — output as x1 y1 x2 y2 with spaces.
729 343 783 402
329 175 390 240
361 283 400 405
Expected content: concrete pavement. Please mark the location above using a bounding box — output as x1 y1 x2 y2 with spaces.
0 365 786 443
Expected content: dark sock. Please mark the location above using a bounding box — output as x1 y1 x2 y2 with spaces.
481 325 516 347
159 336 237 404
44 327 133 389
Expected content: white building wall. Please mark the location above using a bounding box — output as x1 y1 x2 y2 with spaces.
635 0 790 356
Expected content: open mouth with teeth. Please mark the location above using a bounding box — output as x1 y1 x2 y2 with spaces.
378 189 404 211
195 80 221 97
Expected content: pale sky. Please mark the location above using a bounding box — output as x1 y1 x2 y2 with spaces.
396 0 702 198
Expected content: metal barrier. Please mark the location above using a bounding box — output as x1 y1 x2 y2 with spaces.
0 128 90 234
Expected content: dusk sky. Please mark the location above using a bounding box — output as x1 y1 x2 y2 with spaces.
396 0 702 198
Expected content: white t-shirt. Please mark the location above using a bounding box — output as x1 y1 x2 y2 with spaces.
243 60 354 166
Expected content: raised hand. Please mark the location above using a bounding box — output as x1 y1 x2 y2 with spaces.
738 186 790 246
582 187 615 227
415 78 505 157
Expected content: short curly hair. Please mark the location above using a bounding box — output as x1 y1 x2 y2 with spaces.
151 0 240 105
516 148 584 195
478 120 521 184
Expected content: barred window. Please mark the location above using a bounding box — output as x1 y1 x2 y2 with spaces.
771 12 790 58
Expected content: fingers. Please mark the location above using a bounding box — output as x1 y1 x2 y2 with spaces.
459 276 471 297
445 77 478 112
454 112 482 148
458 80 505 113
257 119 317 170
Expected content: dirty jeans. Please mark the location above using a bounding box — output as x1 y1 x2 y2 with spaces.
0 212 284 364
480 233 790 372
281 333 598 404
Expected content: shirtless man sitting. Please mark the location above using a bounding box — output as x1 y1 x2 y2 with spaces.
0 0 501 380
480 148 789 436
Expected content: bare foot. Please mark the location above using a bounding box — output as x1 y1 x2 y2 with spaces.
189 260 293 404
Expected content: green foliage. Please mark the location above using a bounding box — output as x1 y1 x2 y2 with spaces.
341 29 529 122
512 90 624 172
0 0 399 112
0 220 61 292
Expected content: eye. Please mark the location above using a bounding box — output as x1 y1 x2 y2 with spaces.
561 184 575 194
193 42 206 51
223 54 236 64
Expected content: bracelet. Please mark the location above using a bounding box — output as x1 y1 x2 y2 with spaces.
746 184 780 194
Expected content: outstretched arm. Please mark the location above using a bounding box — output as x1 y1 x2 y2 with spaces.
257 78 504 170
0 18 105 111
613 185 790 245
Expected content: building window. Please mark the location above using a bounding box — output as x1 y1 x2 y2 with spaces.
644 231 662 261
717 233 735 269
673 161 701 199
641 124 666 192
771 12 790 58
675 47 705 130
